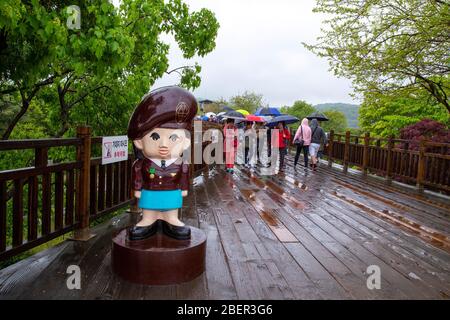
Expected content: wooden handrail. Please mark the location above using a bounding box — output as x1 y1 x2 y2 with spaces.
0 161 82 180
0 125 448 262
325 131 449 194
0 126 135 261
424 141 450 147
0 138 81 151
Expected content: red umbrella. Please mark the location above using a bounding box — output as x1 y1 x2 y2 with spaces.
246 114 265 122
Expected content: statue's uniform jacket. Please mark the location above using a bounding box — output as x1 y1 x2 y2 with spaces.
132 158 189 210
132 158 189 191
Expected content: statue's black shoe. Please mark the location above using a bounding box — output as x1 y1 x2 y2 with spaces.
161 220 191 240
128 220 160 241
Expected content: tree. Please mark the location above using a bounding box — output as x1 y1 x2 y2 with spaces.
0 0 220 139
399 119 450 153
304 0 450 112
202 103 222 114
229 91 263 114
321 110 348 133
359 90 449 137
280 100 315 128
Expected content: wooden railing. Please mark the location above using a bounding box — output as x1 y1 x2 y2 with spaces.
6 122 445 261
324 130 450 193
0 127 134 261
0 123 221 262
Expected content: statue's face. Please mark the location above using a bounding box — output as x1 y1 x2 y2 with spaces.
133 128 190 160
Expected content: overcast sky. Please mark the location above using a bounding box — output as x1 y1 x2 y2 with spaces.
116 0 358 107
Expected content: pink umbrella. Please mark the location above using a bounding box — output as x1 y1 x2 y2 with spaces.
246 114 265 122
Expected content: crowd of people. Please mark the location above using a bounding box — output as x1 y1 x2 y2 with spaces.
219 117 328 174
194 114 221 123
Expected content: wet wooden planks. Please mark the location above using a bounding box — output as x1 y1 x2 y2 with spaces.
252 155 450 298
0 157 449 300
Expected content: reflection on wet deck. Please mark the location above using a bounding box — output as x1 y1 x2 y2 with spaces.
1 155 450 299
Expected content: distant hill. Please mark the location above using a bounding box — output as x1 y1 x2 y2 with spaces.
314 103 360 128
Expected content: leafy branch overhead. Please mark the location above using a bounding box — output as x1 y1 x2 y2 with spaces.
304 0 450 112
0 0 220 139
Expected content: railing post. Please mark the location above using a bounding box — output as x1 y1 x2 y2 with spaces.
31 147 48 239
73 126 95 241
128 153 139 214
386 135 394 184
416 137 426 192
343 131 350 173
190 125 195 182
362 132 370 176
328 130 334 168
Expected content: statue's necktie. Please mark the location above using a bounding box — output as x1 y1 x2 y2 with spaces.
161 160 166 169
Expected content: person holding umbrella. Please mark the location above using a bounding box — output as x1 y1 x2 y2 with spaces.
271 122 291 172
243 121 257 168
266 114 299 169
223 118 239 173
309 118 328 171
293 118 312 169
245 115 264 164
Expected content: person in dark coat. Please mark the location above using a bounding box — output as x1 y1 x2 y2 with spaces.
309 119 328 171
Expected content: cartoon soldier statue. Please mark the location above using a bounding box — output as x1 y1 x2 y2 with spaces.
127 86 197 241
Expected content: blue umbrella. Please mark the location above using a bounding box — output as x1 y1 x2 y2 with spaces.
255 107 281 116
265 115 299 127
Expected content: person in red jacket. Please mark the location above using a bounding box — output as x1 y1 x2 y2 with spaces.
271 122 291 172
223 119 238 173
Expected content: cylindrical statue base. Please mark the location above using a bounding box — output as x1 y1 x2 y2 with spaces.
111 227 206 285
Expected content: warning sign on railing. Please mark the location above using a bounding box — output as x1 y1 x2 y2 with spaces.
102 136 129 165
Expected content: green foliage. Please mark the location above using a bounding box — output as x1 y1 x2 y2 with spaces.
359 90 450 137
280 100 316 128
0 0 220 140
202 103 222 114
315 103 359 128
179 64 202 90
305 0 450 112
0 1 220 263
0 0 25 30
347 127 363 136
281 100 349 132
321 110 348 133
229 91 264 114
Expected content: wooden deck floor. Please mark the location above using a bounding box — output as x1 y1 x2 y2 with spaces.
1 155 450 300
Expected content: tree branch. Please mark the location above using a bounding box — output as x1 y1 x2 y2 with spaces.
1 85 40 140
67 85 111 110
0 70 71 96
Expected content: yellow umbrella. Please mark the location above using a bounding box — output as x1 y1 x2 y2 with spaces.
235 109 250 116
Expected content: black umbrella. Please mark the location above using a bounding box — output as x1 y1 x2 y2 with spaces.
266 115 299 127
306 112 329 121
222 110 245 121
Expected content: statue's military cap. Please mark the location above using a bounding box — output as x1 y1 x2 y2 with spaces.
127 86 198 140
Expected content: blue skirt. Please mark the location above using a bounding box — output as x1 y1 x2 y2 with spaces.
138 189 182 210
